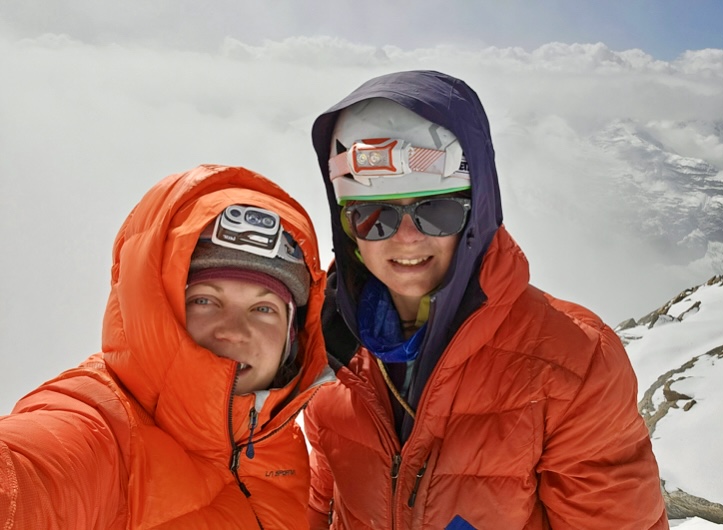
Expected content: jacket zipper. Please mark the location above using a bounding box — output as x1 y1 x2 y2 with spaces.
227 367 252 495
390 453 402 495
226 366 263 528
390 453 402 528
407 460 428 507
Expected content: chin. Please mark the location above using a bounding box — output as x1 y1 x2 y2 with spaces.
392 284 438 298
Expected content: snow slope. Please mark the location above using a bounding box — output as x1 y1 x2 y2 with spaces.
619 275 723 526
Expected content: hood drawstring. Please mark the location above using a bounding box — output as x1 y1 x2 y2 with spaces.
376 358 416 420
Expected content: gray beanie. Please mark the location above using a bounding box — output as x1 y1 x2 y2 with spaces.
188 241 310 306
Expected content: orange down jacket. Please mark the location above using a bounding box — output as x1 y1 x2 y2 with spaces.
0 165 332 529
305 226 668 529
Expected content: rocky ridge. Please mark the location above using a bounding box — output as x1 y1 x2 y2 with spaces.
617 275 723 524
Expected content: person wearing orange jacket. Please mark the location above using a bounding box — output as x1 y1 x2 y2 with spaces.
0 164 333 529
304 71 668 529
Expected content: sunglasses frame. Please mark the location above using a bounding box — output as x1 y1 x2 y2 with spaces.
342 197 472 241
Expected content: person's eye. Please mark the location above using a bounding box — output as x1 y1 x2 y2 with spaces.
186 296 211 306
254 304 276 314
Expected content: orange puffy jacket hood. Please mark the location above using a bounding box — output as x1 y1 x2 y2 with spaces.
1 164 331 529
102 164 328 456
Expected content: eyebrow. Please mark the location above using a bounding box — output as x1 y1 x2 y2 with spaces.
251 287 281 299
187 282 280 299
186 282 223 293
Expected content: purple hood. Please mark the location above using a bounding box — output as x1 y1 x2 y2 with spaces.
311 70 503 427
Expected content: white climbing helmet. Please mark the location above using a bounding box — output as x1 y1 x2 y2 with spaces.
328 98 470 203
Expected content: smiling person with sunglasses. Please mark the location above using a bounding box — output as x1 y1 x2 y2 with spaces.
343 196 470 333
304 71 668 529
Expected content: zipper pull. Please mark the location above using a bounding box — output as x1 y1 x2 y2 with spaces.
246 407 258 459
229 446 252 497
327 498 334 526
230 445 241 474
390 454 402 495
407 461 428 507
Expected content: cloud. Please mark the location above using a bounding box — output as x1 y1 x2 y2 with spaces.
1 33 722 412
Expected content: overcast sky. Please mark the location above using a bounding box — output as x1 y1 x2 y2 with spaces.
1 1 722 413
3 0 723 60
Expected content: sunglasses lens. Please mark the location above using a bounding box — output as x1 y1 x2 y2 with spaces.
346 198 469 241
348 204 401 241
414 200 468 236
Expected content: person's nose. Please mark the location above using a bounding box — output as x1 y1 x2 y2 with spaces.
392 212 425 243
214 309 251 343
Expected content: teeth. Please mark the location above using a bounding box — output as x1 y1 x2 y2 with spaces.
393 257 428 266
238 363 248 370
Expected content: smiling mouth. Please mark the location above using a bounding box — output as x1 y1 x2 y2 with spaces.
392 257 431 266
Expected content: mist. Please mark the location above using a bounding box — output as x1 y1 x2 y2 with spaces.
1 32 722 413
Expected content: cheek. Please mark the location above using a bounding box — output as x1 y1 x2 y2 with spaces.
356 240 383 266
254 315 289 341
356 240 371 258
271 321 290 349
438 236 460 262
185 314 208 344
259 328 286 365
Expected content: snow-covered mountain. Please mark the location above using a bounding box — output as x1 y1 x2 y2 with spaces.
617 275 723 526
495 113 722 329
592 119 723 268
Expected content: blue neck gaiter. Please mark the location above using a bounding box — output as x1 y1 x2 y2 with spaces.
357 276 427 363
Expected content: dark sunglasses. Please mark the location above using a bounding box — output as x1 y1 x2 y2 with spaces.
342 197 471 241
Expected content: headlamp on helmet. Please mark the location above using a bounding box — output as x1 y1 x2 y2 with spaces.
329 137 466 185
328 98 471 203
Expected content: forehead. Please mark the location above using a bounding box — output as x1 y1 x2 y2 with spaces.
186 278 284 299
